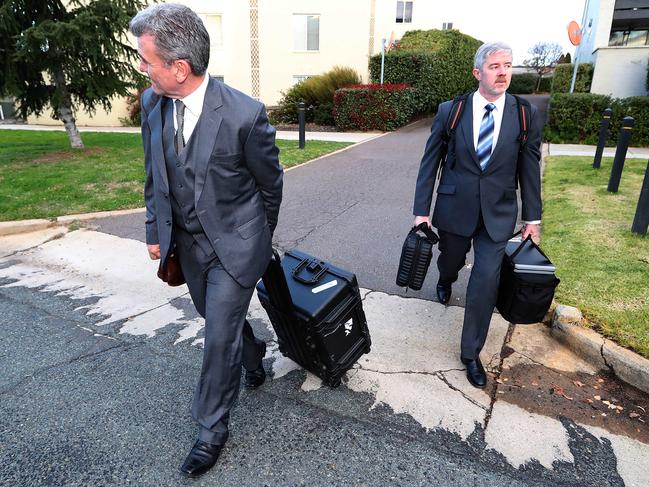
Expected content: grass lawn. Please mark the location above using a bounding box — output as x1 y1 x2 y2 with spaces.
542 155 649 358
0 130 351 221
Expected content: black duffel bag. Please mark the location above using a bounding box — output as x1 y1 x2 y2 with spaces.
396 223 439 291
497 234 560 324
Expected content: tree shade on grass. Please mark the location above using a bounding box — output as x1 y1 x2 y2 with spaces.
542 156 649 358
0 130 351 221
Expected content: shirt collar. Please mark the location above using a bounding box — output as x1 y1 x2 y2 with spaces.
178 74 210 117
473 90 506 113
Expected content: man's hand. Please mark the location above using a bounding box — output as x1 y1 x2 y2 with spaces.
522 223 540 243
414 215 431 228
147 244 161 260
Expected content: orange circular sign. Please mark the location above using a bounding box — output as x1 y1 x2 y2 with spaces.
568 21 582 46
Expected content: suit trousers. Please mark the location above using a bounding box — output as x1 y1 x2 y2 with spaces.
437 221 508 360
174 228 266 445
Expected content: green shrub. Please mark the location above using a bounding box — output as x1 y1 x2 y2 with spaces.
544 93 649 146
368 29 481 113
333 84 416 131
538 76 553 93
273 66 361 124
551 63 593 93
509 74 536 94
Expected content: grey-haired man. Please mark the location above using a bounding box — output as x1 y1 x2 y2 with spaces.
413 42 542 389
130 3 283 477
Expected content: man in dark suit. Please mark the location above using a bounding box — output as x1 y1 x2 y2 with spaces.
129 4 283 478
413 42 542 389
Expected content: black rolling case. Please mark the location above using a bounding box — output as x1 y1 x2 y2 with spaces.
256 249 371 387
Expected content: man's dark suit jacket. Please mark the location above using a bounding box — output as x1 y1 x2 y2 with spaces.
414 93 542 242
140 78 283 288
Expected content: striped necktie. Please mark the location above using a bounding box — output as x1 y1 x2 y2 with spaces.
476 103 496 171
174 99 185 155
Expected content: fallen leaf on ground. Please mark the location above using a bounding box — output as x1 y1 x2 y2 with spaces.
552 384 573 400
630 412 640 419
597 378 605 383
573 380 585 387
594 395 602 401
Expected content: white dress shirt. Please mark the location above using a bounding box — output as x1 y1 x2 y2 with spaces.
471 91 540 226
472 91 506 152
173 74 210 144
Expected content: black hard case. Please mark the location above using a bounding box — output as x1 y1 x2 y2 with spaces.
256 249 371 387
497 236 560 324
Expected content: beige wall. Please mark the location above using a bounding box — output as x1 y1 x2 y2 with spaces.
591 46 649 98
30 0 450 126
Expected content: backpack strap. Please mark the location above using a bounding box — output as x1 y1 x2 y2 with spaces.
511 94 532 189
439 92 470 174
512 94 531 154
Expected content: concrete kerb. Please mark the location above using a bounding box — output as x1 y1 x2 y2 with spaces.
551 304 649 394
0 208 145 237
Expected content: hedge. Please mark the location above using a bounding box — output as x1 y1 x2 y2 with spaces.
545 93 649 146
271 66 361 125
333 84 416 131
551 63 593 93
509 74 536 94
368 29 481 113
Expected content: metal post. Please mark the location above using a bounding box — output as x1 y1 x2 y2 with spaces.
569 54 579 94
608 117 634 193
380 38 386 85
631 160 649 236
593 107 612 169
298 101 306 150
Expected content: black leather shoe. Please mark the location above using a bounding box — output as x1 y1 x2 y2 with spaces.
244 364 266 389
461 357 487 389
436 282 452 305
244 342 267 389
180 440 223 478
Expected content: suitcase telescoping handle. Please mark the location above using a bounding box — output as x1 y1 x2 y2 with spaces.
412 222 439 244
291 257 329 284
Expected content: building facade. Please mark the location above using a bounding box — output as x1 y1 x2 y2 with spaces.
30 0 466 126
576 0 649 97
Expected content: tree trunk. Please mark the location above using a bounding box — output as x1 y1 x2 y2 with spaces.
53 69 84 149
536 75 542 93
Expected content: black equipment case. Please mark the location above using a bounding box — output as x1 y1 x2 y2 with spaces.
497 235 560 324
256 249 371 387
396 223 439 290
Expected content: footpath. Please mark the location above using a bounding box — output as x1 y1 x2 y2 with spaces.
1 122 648 486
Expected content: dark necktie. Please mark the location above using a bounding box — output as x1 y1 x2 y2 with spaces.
476 103 496 171
175 99 185 155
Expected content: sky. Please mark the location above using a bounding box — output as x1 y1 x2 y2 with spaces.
451 0 586 64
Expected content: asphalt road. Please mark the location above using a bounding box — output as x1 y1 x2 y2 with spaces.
3 99 647 486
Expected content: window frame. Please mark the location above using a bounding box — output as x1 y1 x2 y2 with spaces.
292 14 320 52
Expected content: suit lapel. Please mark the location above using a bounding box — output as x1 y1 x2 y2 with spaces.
459 93 480 167
147 98 169 191
487 94 517 169
193 77 224 206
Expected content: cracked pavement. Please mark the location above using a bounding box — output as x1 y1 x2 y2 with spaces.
1 119 648 485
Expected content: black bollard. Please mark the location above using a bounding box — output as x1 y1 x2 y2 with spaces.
593 108 613 169
607 116 635 193
631 160 649 236
298 101 306 149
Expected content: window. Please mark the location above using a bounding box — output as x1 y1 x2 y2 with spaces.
442 22 453 30
609 29 649 46
292 75 311 85
293 14 319 51
396 1 413 23
199 14 223 50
